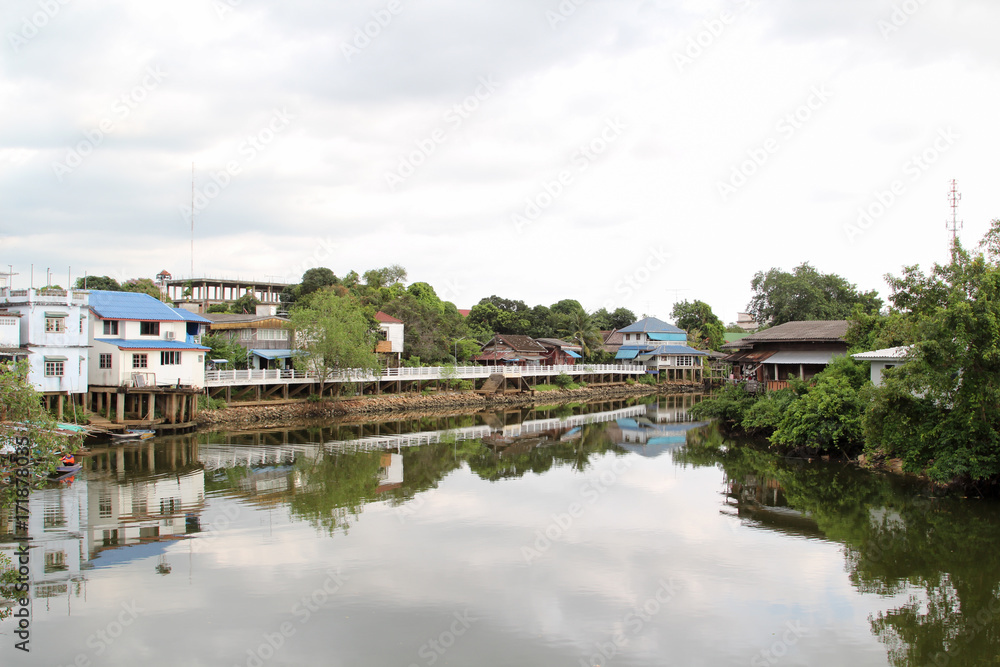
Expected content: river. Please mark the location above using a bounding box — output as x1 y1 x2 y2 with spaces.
1 394 998 666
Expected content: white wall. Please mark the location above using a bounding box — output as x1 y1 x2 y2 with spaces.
0 314 20 347
381 322 404 353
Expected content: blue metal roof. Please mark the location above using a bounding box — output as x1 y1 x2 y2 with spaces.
617 317 685 335
95 338 209 351
646 345 708 356
565 350 582 359
251 349 293 360
171 308 211 324
647 332 687 342
615 348 640 360
89 290 183 321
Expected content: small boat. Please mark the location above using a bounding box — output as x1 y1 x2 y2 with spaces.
49 463 82 481
110 429 156 442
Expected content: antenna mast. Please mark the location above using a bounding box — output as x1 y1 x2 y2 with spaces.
191 162 195 280
946 179 962 254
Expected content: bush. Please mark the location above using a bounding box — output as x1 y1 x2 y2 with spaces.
637 374 658 386
198 395 228 410
553 373 573 388
689 382 758 423
740 388 796 436
771 357 868 452
306 394 323 403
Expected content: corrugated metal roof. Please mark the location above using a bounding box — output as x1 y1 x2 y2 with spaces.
89 291 183 321
763 351 844 365
720 320 849 348
251 349 293 360
852 345 911 361
723 350 776 363
617 317 685 334
171 308 212 323
647 332 687 342
94 338 209 350
615 349 640 360
647 345 709 356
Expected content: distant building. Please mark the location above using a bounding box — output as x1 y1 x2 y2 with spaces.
600 329 623 357
203 312 293 370
375 311 404 367
0 287 90 412
735 313 758 331
852 346 910 386
722 320 849 387
474 335 548 366
165 277 288 313
535 338 583 365
614 317 708 381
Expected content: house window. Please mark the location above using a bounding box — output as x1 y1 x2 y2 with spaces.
239 329 252 341
99 495 112 517
132 353 148 369
161 351 181 365
676 356 694 367
99 353 112 369
140 321 159 336
44 360 64 376
45 317 66 333
103 320 119 335
258 328 288 341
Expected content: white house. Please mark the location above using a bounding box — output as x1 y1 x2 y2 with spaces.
88 290 209 389
0 311 25 362
0 287 90 400
375 311 404 366
852 346 910 386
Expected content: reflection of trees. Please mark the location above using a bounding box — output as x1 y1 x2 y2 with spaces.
677 423 1000 667
287 452 383 534
465 423 621 481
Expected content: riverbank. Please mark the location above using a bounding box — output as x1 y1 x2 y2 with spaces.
196 382 699 430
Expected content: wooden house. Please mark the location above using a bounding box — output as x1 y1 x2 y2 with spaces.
474 335 548 366
535 338 583 365
722 320 850 389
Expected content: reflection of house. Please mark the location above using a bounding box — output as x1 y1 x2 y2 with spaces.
722 320 849 388
0 287 90 413
474 335 548 366
375 311 404 367
852 346 910 386
203 311 294 369
377 453 404 492
614 317 708 381
535 338 582 365
89 290 209 388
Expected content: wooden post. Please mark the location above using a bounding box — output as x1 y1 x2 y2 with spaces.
179 394 188 423
115 392 125 424
146 393 155 422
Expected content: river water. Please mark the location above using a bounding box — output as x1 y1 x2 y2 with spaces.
2 395 999 666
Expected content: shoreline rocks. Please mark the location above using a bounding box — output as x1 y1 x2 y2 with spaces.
196 382 701 429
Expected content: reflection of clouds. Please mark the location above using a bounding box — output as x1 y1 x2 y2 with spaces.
10 447 897 666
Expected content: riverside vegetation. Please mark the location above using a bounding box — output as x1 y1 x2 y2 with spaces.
692 221 1000 490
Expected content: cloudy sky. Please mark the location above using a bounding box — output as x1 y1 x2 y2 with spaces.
2 0 999 322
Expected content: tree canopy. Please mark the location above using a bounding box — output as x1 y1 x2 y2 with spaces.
747 263 882 327
670 299 725 350
74 275 121 291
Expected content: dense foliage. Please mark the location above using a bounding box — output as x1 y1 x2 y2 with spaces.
748 262 882 326
670 299 725 349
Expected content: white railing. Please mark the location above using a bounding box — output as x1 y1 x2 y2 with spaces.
204 364 645 387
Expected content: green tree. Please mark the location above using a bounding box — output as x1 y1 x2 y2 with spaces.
747 263 882 326
288 291 381 394
300 267 339 299
122 277 165 300
201 333 250 369
363 264 407 290
74 275 121 291
230 291 260 314
864 226 1000 481
558 309 602 361
671 299 725 350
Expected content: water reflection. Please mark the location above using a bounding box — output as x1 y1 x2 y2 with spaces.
3 395 998 665
676 424 1000 666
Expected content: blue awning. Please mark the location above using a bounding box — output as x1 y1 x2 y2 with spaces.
565 350 582 359
251 349 293 360
647 332 686 342
615 349 639 360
